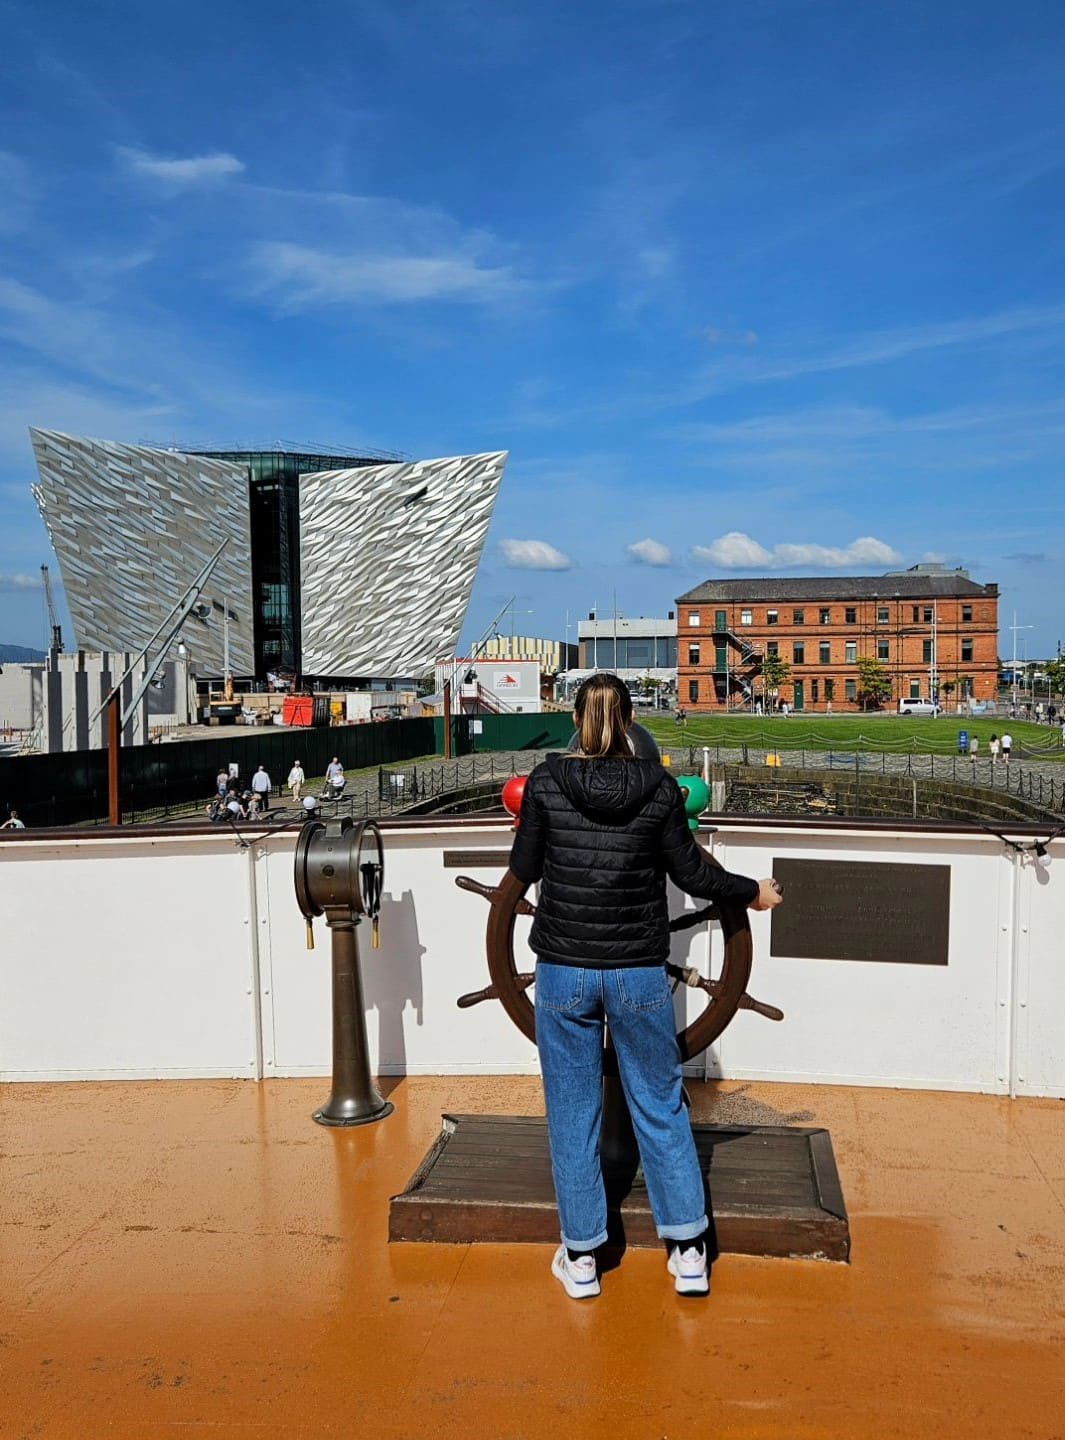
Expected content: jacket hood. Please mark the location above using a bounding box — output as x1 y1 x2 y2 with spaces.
545 753 666 822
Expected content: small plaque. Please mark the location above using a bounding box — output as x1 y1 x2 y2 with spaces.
770 857 950 965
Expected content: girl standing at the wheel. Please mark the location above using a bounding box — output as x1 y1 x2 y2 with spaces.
509 673 782 1299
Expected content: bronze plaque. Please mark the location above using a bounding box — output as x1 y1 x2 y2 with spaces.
442 850 510 868
769 858 950 965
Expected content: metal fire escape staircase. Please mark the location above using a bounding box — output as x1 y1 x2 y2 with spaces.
710 626 764 704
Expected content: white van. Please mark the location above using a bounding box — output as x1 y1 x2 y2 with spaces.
897 699 940 716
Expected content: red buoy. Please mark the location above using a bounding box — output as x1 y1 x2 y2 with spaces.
501 775 527 822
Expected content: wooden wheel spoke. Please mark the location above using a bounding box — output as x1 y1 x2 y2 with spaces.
455 862 763 1061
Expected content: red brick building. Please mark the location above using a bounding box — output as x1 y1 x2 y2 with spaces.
675 566 999 713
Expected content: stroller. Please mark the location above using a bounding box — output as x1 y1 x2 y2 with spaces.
319 774 346 803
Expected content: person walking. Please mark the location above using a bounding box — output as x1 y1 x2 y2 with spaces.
508 673 782 1300
287 760 305 802
1001 731 1013 764
215 768 228 797
251 764 272 812
989 734 1001 764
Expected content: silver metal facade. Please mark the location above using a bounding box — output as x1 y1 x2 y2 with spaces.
30 430 255 674
299 452 507 677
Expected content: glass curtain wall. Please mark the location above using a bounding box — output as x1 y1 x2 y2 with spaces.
196 451 379 677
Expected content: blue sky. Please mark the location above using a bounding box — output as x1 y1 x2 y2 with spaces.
1 0 1064 660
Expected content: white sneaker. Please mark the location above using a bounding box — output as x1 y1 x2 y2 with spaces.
551 1245 600 1299
667 1243 709 1296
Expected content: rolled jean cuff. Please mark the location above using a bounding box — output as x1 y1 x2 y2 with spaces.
560 1225 609 1252
656 1214 708 1243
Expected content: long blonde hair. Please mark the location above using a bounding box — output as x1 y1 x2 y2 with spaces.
573 674 633 758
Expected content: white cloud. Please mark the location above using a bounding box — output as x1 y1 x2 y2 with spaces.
692 532 902 570
248 241 523 309
921 551 947 564
118 147 245 186
693 532 773 567
627 537 673 566
0 572 41 592
500 539 572 571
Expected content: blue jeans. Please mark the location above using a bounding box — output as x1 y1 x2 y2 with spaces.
535 961 708 1251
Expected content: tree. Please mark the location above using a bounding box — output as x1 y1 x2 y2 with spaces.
1045 657 1065 698
760 654 791 707
856 656 892 710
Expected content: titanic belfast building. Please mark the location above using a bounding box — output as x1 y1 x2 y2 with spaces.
29 430 507 682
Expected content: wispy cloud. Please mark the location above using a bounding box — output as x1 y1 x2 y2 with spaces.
0 572 40 592
627 537 673 566
688 302 1065 399
1003 551 1051 563
693 532 901 570
117 146 245 186
248 241 525 309
0 152 35 235
500 539 573 571
699 326 758 346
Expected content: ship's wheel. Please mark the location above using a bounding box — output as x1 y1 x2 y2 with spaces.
455 859 782 1063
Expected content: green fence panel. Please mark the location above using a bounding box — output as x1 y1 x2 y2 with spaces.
433 712 574 753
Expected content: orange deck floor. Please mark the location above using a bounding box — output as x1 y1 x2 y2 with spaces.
2 1074 1064 1440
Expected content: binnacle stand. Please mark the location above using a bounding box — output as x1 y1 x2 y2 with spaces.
390 818 850 1260
295 816 393 1128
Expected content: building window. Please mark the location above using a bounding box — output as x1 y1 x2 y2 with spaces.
792 642 805 664
766 641 779 658
912 606 920 623
793 608 805 625
910 679 921 699
845 607 857 624
961 638 973 663
688 643 700 666
714 609 727 630
923 607 933 623
819 608 831 624
766 609 778 625
688 679 699 703
877 640 890 661
824 679 834 702
845 641 857 664
687 611 699 627
740 608 752 625
820 642 831 664
877 606 889 623
845 679 857 701
811 679 819 703
962 605 972 622
922 640 933 663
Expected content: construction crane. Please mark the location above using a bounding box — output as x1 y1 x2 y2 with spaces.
40 564 63 653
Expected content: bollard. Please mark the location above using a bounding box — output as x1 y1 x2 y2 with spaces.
294 816 393 1127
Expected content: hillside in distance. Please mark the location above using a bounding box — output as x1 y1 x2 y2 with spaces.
0 644 46 663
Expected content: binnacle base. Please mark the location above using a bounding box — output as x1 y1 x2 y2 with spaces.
389 1114 850 1261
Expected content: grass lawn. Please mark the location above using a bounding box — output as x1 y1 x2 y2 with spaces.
641 712 1065 758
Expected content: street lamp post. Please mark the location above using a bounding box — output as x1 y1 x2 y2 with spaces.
1009 613 1034 716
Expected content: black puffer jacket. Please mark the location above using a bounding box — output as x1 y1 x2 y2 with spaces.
508 753 759 968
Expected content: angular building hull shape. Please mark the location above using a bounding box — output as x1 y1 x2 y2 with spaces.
30 431 256 675
299 453 507 677
30 431 507 681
